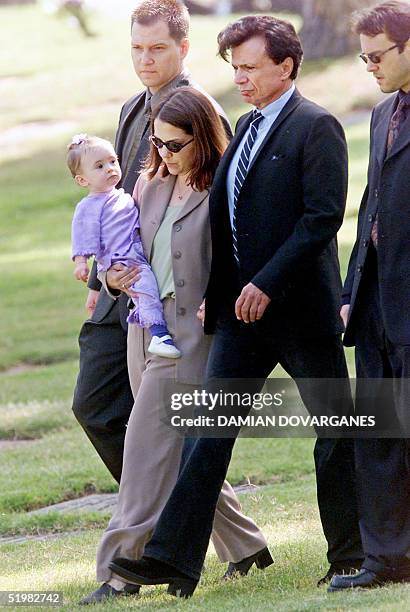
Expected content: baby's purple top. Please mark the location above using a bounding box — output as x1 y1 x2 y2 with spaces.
71 187 139 271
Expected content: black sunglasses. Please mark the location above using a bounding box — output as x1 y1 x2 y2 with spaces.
359 43 400 64
150 135 194 153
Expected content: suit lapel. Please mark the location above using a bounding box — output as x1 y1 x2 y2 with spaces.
209 112 253 217
374 94 397 168
216 112 253 181
139 175 176 259
116 92 146 165
210 89 303 217
139 175 208 258
247 89 303 173
386 102 410 161
175 188 209 222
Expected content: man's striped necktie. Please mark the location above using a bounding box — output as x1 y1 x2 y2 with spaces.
232 110 264 264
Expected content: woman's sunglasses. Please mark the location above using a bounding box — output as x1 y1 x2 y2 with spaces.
150 135 194 153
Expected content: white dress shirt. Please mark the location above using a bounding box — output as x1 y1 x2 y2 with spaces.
227 83 296 227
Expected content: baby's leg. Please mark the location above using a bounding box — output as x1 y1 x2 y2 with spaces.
127 292 181 359
126 243 181 357
125 254 164 326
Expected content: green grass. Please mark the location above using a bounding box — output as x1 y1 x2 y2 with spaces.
0 414 314 514
0 400 74 440
0 391 315 534
2 482 410 610
0 360 79 405
0 510 109 539
0 428 117 514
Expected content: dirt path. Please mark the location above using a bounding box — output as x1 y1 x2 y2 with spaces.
0 484 260 546
0 440 35 451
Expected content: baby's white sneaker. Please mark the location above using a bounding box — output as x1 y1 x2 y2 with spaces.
148 335 181 359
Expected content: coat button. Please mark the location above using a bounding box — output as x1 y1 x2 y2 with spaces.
357 265 363 273
363 239 369 248
176 280 185 287
175 224 182 232
177 307 186 316
174 251 182 259
374 189 378 198
368 214 374 222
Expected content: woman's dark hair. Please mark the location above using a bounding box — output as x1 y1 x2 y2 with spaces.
352 1 410 48
145 87 228 191
217 15 303 81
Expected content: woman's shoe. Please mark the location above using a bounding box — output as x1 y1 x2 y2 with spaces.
222 546 274 580
109 556 198 598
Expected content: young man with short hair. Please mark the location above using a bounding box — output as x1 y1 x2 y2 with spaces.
331 0 410 591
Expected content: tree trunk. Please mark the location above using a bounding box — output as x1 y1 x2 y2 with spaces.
299 0 373 60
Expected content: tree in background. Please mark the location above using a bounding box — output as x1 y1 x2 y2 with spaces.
184 0 378 60
61 0 95 37
299 0 374 59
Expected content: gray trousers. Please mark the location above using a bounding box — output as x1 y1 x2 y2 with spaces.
96 299 267 582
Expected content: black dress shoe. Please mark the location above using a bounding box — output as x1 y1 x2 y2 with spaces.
78 582 140 605
328 568 410 592
109 556 198 598
223 547 274 580
317 561 363 586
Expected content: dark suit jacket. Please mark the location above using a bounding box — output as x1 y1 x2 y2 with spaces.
343 92 410 346
87 74 231 330
204 89 347 339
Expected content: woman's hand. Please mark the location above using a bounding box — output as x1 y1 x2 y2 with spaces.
197 300 205 326
106 263 140 297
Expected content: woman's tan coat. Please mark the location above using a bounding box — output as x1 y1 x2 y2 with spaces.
136 172 213 384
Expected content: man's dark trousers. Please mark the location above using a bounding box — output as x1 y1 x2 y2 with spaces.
143 300 363 580
72 292 131 483
352 247 410 573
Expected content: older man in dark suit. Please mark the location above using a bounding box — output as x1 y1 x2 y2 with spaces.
109 15 363 597
330 1 410 592
71 0 230 484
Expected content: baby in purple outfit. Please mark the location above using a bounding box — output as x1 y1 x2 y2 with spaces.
67 134 181 359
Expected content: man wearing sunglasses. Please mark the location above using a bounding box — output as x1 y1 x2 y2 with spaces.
331 0 410 592
72 0 230 487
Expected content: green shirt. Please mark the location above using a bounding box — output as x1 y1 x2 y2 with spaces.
151 205 183 299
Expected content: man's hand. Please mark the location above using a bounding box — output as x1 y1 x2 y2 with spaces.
85 289 100 316
106 263 140 298
340 304 350 329
74 262 89 282
197 300 205 326
235 283 271 323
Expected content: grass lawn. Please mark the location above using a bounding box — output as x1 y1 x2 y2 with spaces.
2 3 406 610
2 481 410 610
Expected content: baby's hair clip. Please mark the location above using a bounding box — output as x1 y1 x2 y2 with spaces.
71 133 88 146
